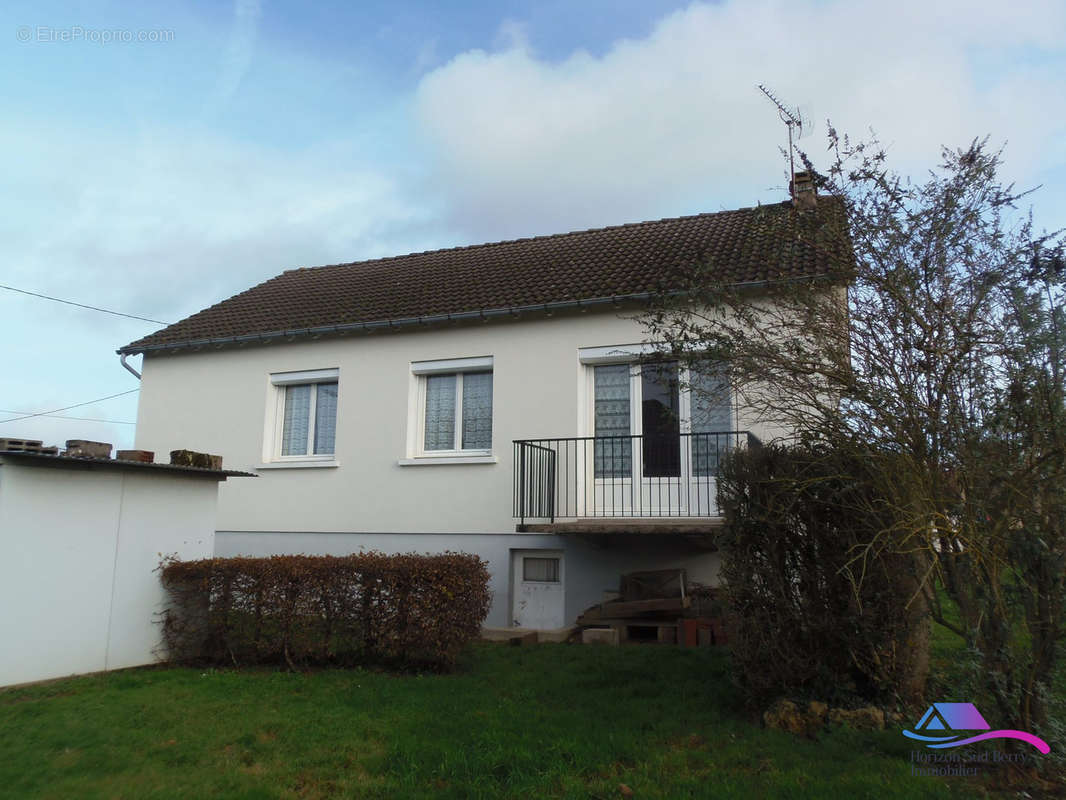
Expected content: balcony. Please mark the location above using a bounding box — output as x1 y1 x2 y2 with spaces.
512 432 756 534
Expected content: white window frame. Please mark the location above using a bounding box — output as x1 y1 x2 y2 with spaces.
577 345 735 436
260 368 341 468
582 360 694 441
400 356 496 465
575 346 735 514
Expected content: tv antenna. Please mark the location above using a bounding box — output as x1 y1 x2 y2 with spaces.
757 83 812 197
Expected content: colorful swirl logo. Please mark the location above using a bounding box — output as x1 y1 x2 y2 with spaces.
902 702 1050 754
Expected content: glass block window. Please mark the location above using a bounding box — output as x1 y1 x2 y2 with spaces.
594 363 631 478
690 366 732 477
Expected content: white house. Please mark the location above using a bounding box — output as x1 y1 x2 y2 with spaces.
122 190 838 630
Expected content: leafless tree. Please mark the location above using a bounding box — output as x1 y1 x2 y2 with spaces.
643 130 1066 732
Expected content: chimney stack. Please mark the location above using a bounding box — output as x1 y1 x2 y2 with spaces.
790 170 817 210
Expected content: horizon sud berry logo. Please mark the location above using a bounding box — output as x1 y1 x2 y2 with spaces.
903 702 1050 778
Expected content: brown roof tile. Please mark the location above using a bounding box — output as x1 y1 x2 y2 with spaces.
120 200 846 354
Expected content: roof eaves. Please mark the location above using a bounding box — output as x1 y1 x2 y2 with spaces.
117 291 665 355
117 272 839 357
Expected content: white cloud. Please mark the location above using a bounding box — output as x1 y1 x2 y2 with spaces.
0 121 436 323
414 0 1066 240
5 0 1065 449
0 120 437 449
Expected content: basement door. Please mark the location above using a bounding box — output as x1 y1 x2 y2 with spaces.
511 550 565 629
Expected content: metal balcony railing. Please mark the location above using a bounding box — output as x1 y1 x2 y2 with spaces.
512 431 755 524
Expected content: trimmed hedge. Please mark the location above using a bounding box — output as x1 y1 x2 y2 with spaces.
159 552 491 671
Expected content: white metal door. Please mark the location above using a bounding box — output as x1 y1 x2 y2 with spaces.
511 550 565 629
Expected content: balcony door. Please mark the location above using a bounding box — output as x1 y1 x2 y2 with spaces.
590 361 731 516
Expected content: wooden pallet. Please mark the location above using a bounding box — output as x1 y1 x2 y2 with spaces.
614 620 678 645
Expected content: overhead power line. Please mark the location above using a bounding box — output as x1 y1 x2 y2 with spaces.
0 410 135 425
0 283 170 325
0 388 140 425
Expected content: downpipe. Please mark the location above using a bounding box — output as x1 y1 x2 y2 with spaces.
119 352 141 380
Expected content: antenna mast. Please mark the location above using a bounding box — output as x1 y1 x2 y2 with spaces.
757 83 806 198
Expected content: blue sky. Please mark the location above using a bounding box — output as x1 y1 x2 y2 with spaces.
1 0 1064 451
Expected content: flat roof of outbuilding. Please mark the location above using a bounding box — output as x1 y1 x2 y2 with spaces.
0 451 255 479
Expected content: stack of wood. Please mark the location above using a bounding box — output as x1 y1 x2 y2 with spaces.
575 569 692 644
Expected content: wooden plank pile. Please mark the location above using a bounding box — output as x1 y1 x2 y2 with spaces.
574 569 730 646
575 569 692 645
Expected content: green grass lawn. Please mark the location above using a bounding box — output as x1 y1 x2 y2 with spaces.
1 643 992 799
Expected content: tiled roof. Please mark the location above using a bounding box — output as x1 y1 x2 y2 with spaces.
120 199 846 354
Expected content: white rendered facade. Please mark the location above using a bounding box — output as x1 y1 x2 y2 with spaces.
133 308 775 628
